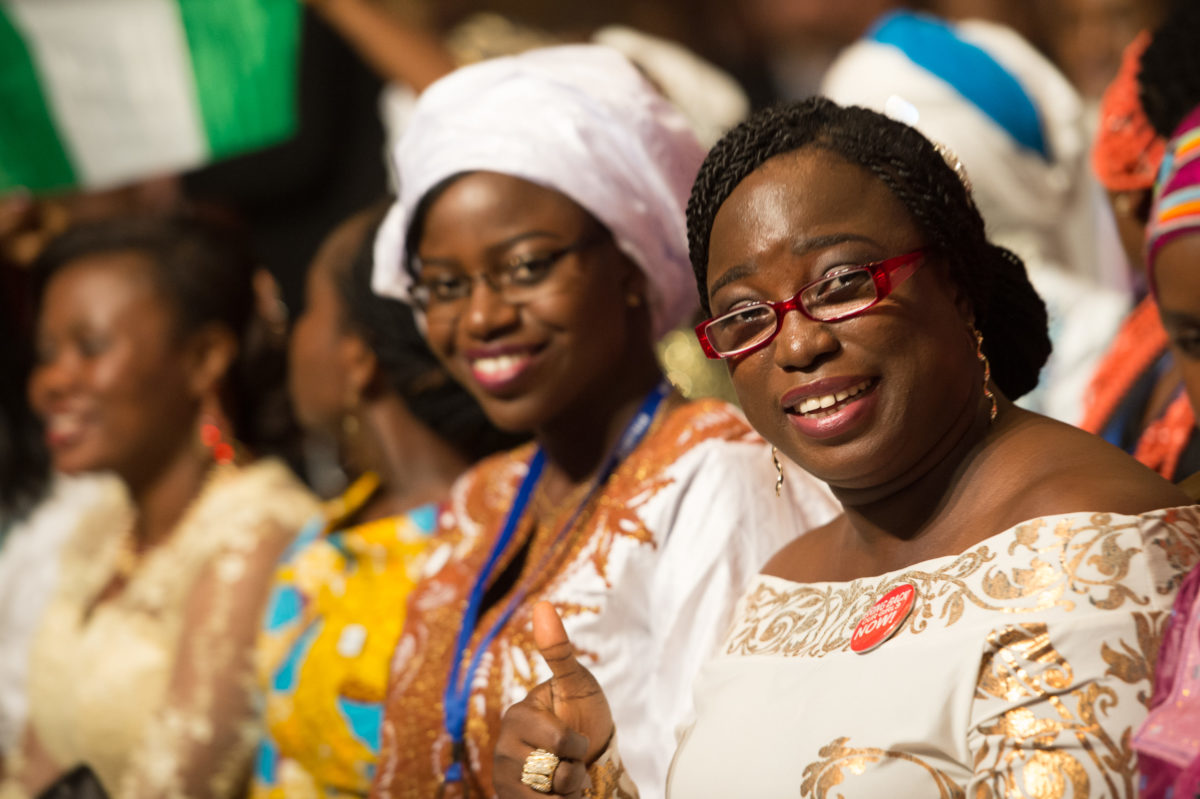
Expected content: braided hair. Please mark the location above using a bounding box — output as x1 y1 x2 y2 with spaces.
335 206 525 463
1139 0 1200 138
686 97 1050 400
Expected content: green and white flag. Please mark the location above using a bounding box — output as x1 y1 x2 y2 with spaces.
0 0 301 195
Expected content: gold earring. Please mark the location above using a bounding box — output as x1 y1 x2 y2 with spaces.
972 326 998 423
625 292 643 308
771 446 784 497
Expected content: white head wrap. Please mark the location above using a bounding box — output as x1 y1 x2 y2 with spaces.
372 44 707 340
821 13 1127 293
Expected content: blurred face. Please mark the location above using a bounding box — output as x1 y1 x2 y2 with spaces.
28 252 199 478
706 149 978 490
1153 233 1200 416
740 0 897 48
288 220 362 432
414 172 644 433
1054 0 1165 99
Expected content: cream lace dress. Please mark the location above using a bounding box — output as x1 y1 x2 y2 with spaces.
0 459 317 799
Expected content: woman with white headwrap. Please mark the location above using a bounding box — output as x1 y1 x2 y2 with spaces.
369 45 838 799
820 10 1130 423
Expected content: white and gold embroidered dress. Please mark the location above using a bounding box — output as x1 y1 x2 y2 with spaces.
666 507 1200 799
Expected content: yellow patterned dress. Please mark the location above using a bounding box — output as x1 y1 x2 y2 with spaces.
252 474 439 799
665 506 1200 799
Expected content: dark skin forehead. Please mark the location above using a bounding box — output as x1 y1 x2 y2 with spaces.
416 172 599 266
707 148 926 308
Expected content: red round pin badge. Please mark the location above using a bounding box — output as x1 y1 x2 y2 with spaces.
850 583 916 654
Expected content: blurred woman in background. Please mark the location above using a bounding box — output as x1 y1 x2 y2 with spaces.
820 9 1129 422
0 261 125 771
252 206 520 799
1 214 317 799
1082 2 1200 483
1134 104 1200 797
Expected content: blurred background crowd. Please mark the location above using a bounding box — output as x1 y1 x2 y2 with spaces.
3 0 1200 797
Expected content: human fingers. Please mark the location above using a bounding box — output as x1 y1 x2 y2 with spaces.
494 699 589 797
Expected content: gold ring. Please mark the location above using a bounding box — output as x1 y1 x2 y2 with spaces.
520 748 559 793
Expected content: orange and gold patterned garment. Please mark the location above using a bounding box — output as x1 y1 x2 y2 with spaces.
371 399 840 799
665 506 1200 799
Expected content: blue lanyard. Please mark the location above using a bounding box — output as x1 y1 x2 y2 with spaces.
441 379 671 786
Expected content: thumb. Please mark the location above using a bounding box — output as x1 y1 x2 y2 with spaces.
531 601 613 763
532 601 597 715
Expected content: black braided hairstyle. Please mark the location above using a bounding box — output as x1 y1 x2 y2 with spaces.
335 206 526 463
686 97 1050 400
1139 0 1200 139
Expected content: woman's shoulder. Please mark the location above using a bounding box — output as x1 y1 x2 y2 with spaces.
450 442 538 507
654 397 756 446
756 505 1200 608
994 412 1191 519
436 443 540 540
178 459 318 555
623 397 761 477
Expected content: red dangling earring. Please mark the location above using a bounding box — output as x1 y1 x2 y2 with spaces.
200 414 236 465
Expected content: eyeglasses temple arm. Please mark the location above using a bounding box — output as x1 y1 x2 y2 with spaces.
880 251 923 292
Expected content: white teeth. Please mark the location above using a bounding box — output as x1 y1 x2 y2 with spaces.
471 354 530 381
47 413 83 435
789 379 873 416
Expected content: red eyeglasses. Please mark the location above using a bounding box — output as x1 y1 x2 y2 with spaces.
695 250 926 359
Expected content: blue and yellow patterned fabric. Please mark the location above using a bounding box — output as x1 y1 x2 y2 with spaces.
252 473 439 799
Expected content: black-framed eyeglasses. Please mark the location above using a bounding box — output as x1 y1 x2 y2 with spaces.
695 250 926 359
410 235 602 315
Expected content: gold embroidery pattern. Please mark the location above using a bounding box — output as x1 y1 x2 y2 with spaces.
585 741 639 799
727 511 1200 659
973 623 1134 798
1101 611 1168 708
800 737 965 799
1149 507 1200 591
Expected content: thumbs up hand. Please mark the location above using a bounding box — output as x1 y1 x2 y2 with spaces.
494 602 615 797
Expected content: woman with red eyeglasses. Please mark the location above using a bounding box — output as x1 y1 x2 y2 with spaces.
492 98 1200 799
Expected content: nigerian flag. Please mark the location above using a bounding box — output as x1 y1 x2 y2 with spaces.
0 0 301 195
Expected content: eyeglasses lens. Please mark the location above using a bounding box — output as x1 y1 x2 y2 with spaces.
801 269 877 320
706 268 879 356
706 305 776 355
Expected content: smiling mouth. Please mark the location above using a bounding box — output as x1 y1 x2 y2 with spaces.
786 378 876 418
467 350 541 389
44 410 86 447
